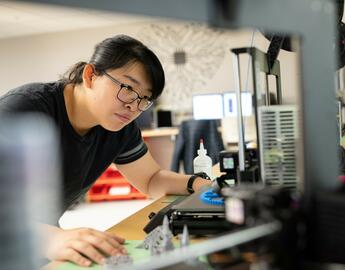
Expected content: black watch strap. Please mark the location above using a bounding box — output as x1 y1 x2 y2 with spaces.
187 175 199 194
187 172 211 194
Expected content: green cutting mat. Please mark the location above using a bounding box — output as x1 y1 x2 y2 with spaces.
54 240 210 270
54 240 149 270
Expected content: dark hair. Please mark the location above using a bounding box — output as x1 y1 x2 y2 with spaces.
62 35 165 100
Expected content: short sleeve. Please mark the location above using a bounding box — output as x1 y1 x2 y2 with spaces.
114 123 148 164
0 83 55 115
0 93 38 113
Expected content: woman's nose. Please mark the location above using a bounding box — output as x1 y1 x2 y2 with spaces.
125 100 140 112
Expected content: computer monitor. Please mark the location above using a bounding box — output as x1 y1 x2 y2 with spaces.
192 93 224 120
223 92 253 117
221 92 256 144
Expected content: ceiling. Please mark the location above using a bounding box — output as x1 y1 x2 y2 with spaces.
0 1 152 39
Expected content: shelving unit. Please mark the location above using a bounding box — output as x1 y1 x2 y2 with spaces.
87 167 147 202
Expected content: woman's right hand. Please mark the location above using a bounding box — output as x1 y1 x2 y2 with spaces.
41 225 127 267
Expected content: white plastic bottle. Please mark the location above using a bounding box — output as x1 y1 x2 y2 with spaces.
193 139 212 179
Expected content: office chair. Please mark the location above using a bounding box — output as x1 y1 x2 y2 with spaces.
171 119 224 174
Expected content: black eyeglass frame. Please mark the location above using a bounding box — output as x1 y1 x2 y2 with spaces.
103 72 153 111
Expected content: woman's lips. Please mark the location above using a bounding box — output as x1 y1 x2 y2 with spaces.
115 113 130 123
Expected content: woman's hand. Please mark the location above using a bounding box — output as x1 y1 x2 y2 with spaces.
42 225 127 267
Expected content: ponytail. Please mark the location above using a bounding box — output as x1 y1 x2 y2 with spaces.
62 61 87 85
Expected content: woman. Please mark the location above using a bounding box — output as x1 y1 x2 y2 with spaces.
0 35 210 266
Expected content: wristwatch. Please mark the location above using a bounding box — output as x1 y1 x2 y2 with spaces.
187 172 211 194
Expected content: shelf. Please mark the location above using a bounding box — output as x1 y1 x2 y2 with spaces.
87 167 147 202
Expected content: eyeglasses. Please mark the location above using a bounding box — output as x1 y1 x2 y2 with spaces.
103 72 153 111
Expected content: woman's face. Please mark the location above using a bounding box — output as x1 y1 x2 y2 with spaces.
89 62 152 132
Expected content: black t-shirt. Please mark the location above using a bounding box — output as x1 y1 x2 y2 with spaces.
0 81 148 213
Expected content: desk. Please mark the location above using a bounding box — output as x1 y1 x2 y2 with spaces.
141 127 178 138
42 196 179 270
107 195 179 239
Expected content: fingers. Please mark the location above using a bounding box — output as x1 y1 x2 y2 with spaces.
83 234 125 258
72 228 127 264
69 239 106 265
101 236 128 255
89 228 125 242
47 227 128 266
89 230 127 254
105 231 126 244
58 248 92 267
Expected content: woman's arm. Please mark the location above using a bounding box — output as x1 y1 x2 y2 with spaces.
116 151 211 198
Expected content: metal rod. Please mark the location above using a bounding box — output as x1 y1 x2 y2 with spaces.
265 74 270 105
339 101 342 143
120 221 281 270
232 52 246 172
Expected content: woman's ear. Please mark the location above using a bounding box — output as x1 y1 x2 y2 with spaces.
82 64 96 88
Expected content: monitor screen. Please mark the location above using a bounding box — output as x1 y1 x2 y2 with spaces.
192 94 224 120
223 92 253 117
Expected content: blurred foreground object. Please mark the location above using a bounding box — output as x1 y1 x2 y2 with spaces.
0 114 61 270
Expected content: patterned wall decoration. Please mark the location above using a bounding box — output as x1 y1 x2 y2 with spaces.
137 22 230 117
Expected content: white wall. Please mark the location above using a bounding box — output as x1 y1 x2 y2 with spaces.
0 22 145 92
0 20 300 113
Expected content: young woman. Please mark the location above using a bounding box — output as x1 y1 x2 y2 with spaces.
0 35 210 266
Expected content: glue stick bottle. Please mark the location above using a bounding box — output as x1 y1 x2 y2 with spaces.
193 139 212 179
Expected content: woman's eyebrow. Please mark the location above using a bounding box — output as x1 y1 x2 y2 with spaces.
123 75 140 86
123 74 152 97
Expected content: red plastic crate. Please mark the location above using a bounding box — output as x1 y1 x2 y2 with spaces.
87 167 147 202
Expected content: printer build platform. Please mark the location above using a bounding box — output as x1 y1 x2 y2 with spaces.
170 188 235 236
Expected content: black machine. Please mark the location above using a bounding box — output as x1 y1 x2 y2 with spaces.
213 149 259 191
140 36 345 269
144 148 260 236
169 188 232 235
141 0 345 268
